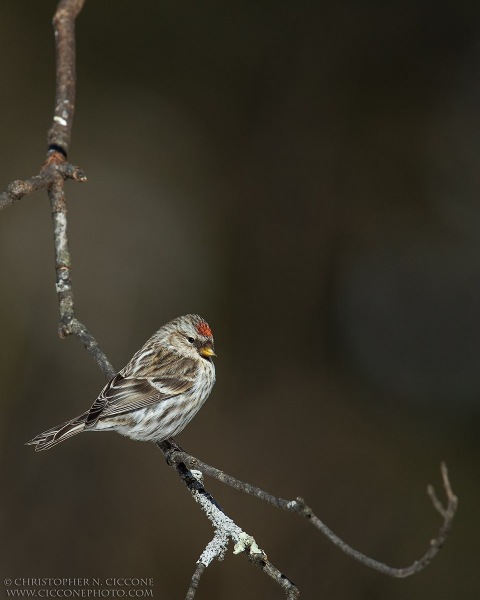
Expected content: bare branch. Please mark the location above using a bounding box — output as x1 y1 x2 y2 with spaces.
161 441 458 579
427 462 456 519
159 448 300 600
185 563 206 600
0 175 50 210
186 536 299 600
67 318 116 379
251 559 299 600
0 0 86 211
0 0 113 378
48 175 115 378
48 0 86 155
0 160 86 210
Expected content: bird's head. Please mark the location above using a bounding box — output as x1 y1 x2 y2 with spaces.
163 314 216 361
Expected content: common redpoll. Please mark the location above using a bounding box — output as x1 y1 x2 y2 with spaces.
27 314 216 451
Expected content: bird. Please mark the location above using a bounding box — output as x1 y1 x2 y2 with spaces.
27 314 216 451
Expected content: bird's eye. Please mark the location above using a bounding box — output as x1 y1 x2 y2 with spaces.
187 336 195 344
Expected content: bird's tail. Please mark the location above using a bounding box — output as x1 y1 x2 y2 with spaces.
26 413 88 452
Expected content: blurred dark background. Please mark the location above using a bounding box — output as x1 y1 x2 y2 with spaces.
1 1 479 598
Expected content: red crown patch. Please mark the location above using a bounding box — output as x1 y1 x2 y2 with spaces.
196 321 212 337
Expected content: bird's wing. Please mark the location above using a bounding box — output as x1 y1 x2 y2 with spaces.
85 352 197 426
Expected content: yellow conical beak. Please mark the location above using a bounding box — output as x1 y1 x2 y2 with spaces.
200 345 216 358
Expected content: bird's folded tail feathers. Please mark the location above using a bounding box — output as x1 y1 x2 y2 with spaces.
26 415 87 452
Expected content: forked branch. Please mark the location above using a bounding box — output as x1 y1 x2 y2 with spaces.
160 441 458 581
0 0 114 378
160 451 300 599
0 0 86 212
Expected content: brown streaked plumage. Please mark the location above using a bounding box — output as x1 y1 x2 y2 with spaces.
27 314 216 451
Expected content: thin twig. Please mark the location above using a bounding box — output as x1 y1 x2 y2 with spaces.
48 0 85 156
159 443 300 599
185 563 206 600
161 442 458 579
48 175 114 378
253 560 299 600
0 0 112 376
0 174 51 210
45 1 113 376
0 160 86 210
0 0 86 213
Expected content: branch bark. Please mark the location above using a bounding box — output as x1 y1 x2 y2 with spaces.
0 0 115 378
159 445 300 599
0 0 86 210
48 0 84 156
160 441 458 580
